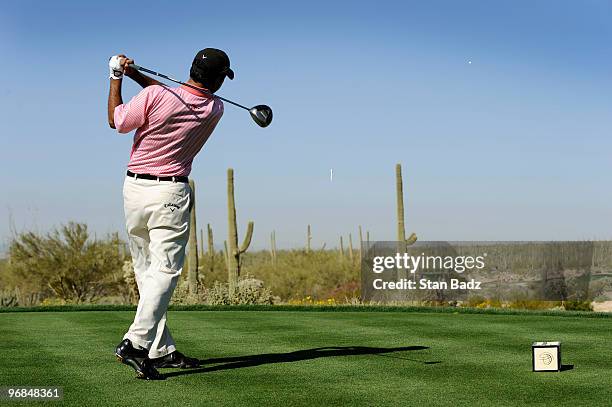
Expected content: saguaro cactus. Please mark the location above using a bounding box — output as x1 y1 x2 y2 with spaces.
306 224 312 253
227 168 254 292
223 240 229 270
187 178 199 294
396 164 417 247
339 236 345 260
199 229 204 262
207 223 214 273
358 225 364 262
348 233 354 263
270 230 277 266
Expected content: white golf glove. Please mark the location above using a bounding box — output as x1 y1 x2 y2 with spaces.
109 55 124 80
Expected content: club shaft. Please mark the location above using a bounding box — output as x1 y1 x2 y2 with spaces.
129 64 250 111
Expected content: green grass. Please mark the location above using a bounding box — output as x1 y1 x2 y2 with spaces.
1 311 610 406
3 304 611 318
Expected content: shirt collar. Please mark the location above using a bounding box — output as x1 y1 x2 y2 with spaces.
180 84 210 98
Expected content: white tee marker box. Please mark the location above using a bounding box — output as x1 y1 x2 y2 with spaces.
532 342 561 372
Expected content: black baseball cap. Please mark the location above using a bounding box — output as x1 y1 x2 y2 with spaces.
191 48 234 80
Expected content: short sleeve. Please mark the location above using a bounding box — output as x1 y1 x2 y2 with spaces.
113 86 161 134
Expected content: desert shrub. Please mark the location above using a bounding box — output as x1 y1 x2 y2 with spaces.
325 280 360 301
5 222 128 303
0 287 40 307
464 296 486 307
563 300 593 311
0 258 8 286
236 249 359 301
231 277 276 305
196 252 227 286
463 296 503 309
0 288 18 307
172 275 275 305
195 248 359 303
506 300 560 310
287 296 337 305
207 278 275 305
171 277 207 305
122 260 139 304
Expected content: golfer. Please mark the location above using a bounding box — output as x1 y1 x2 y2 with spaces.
107 49 234 380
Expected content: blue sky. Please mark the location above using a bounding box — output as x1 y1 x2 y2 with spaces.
1 0 611 251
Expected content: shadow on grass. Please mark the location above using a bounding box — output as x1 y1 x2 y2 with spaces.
164 346 438 379
561 364 574 371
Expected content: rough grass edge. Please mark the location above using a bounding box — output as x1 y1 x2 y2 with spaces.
0 304 610 318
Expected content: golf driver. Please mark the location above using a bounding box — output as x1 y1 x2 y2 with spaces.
128 64 273 128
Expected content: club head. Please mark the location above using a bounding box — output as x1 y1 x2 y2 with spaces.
249 105 273 128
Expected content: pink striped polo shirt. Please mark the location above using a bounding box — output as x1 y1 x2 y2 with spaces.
114 84 223 176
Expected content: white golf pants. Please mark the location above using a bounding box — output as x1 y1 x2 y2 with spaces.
122 175 192 358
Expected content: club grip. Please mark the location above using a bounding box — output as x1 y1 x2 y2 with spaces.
128 64 166 79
